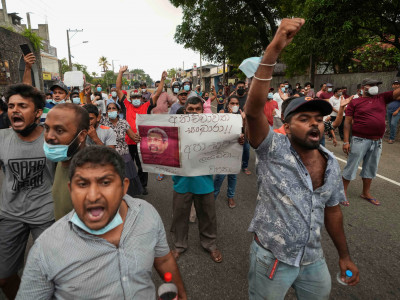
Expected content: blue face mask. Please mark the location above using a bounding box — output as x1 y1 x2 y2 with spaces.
72 97 81 104
43 131 82 162
108 111 118 119
183 85 190 91
46 99 53 104
360 90 363 95
97 87 102 92
238 56 262 78
328 87 333 92
281 87 286 93
132 99 141 107
55 100 66 105
70 210 123 235
268 92 274 99
173 87 179 94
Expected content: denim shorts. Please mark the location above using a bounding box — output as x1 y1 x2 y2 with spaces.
342 136 382 181
248 240 331 300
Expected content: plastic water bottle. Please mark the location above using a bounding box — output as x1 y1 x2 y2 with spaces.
158 272 178 300
337 270 353 285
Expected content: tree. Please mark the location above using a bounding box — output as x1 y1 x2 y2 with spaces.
129 69 153 86
171 0 282 65
91 72 98 77
98 56 110 72
281 0 400 76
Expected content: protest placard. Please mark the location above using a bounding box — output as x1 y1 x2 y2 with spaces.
136 113 243 176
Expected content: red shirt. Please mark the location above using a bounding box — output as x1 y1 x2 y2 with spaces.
124 98 151 145
263 100 278 126
345 91 394 139
319 91 333 100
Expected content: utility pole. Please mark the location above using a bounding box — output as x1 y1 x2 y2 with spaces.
199 52 202 88
66 29 83 69
26 12 32 29
2 0 9 25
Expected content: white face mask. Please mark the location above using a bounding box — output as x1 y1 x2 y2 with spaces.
367 86 379 96
111 91 117 98
142 89 146 93
230 105 239 113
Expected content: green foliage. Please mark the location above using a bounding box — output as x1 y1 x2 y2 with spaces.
98 56 110 72
171 0 281 65
60 58 71 76
349 37 400 72
129 69 153 86
60 57 93 82
0 25 15 32
21 29 43 51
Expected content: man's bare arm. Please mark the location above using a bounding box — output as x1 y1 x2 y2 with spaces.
332 96 353 128
154 252 187 300
22 53 36 85
324 205 359 286
117 66 128 100
245 18 305 148
151 71 168 105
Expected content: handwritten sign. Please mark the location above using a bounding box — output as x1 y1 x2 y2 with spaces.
136 114 243 176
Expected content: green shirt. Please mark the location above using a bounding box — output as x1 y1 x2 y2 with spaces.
52 163 73 220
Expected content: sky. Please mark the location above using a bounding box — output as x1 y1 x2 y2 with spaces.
4 0 210 80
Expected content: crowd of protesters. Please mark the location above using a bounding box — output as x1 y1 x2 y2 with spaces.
2 17 400 300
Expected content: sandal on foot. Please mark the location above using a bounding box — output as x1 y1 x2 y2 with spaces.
340 201 350 207
360 195 380 206
228 198 236 208
210 249 223 263
157 174 164 181
242 168 251 175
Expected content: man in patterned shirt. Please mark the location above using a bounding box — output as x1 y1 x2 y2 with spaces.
245 19 359 300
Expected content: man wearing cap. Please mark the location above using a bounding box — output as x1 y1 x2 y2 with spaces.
386 80 400 144
342 78 400 206
170 90 188 114
245 18 359 299
319 83 334 100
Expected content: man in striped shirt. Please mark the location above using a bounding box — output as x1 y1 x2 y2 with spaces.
17 146 187 300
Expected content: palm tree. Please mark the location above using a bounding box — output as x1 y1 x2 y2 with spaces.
91 72 98 77
98 56 110 72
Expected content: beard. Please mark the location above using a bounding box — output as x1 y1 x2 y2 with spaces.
289 128 321 150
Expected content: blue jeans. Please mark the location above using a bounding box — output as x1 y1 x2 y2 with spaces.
248 240 331 300
213 174 237 198
387 110 400 140
242 141 250 169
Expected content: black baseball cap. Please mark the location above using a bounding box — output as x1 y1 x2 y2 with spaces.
50 82 69 93
284 96 333 121
392 80 399 84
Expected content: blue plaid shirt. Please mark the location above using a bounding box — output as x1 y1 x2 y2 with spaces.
248 130 344 266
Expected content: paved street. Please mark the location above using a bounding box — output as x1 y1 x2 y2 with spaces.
1 125 400 299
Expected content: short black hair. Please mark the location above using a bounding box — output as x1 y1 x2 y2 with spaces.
95 83 102 87
304 82 313 88
357 84 362 89
83 103 99 117
140 82 147 87
176 107 185 114
5 83 45 110
334 87 342 94
320 83 326 88
53 103 90 132
236 80 245 86
185 96 204 109
45 92 52 97
69 146 126 184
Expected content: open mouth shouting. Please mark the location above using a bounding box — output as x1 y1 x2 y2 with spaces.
11 114 25 128
87 206 105 222
307 129 321 142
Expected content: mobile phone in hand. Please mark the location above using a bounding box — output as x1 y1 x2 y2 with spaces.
20 44 32 56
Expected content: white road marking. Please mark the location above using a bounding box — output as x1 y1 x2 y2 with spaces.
335 156 400 187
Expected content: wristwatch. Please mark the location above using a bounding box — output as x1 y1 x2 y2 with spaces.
343 142 349 145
